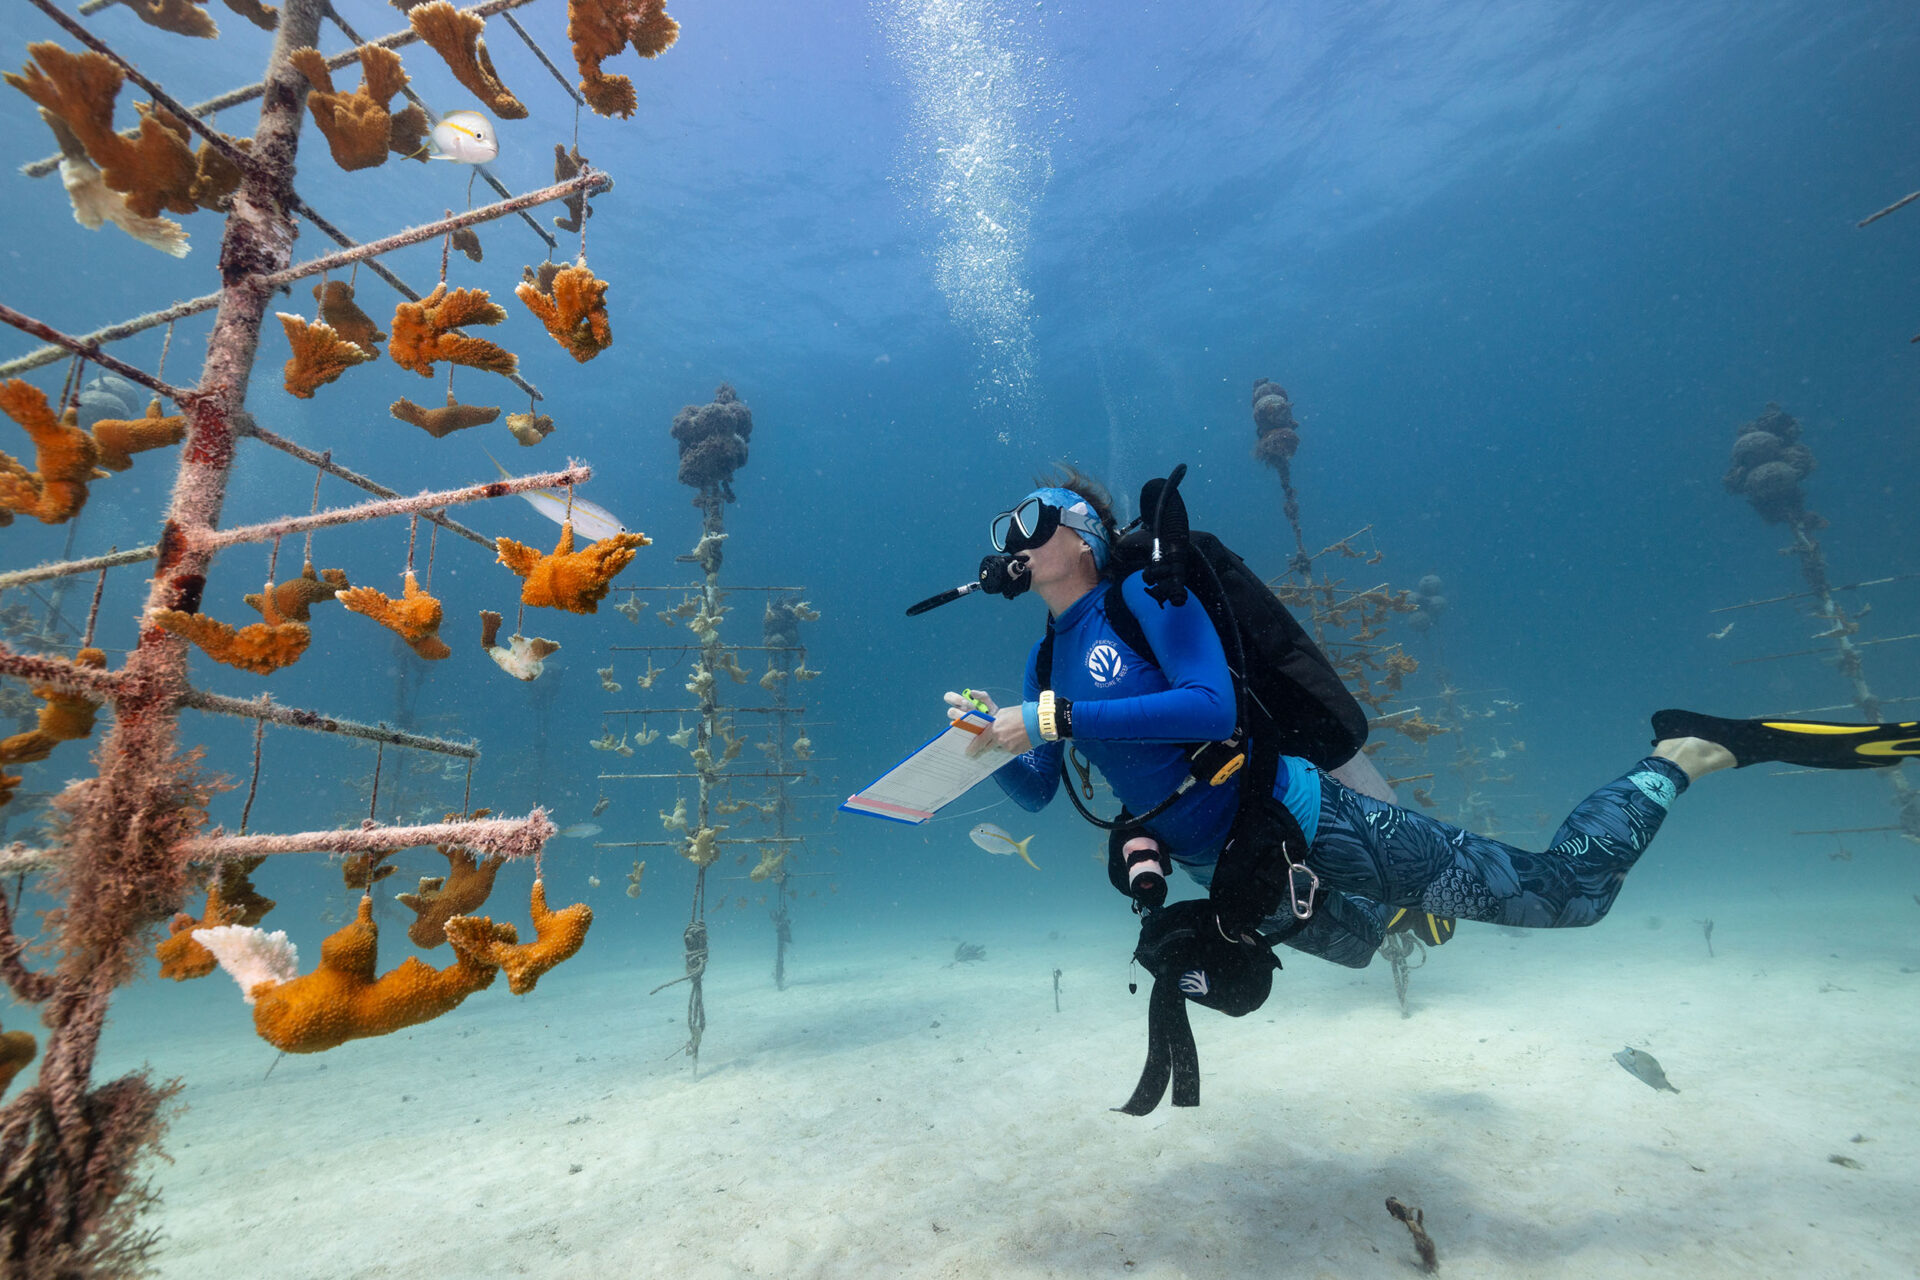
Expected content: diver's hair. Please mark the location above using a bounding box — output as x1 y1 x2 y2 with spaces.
1032 464 1119 545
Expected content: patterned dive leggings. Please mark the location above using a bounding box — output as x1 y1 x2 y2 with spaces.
1306 757 1692 928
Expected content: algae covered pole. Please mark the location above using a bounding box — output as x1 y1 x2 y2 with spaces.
1720 404 1919 838
662 384 755 1068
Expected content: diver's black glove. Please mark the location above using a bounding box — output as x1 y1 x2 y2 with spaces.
1137 473 1192 608
1138 546 1189 608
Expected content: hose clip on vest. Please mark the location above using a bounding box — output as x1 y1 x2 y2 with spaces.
1286 858 1319 920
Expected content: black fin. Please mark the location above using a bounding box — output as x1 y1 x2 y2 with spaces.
1651 709 1919 770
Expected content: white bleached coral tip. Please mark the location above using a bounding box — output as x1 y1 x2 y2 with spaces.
193 925 299 1004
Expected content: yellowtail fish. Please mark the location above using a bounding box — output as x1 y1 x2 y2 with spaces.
557 823 602 839
485 450 627 542
969 823 1038 870
429 111 498 164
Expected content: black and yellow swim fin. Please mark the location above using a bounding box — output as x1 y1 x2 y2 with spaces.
1652 709 1920 770
1386 907 1455 946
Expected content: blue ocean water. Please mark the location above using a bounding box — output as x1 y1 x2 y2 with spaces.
1 1 1917 1273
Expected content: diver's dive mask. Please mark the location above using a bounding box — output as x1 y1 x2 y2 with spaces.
990 489 1111 566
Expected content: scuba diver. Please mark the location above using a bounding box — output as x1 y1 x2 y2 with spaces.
936 467 1920 1113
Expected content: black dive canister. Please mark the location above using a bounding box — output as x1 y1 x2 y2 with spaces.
1122 836 1169 909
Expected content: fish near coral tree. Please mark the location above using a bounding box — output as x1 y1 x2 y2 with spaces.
495 520 651 614
387 283 517 379
0 647 107 767
213 895 514 1054
89 399 186 471
288 45 412 172
280 312 377 398
516 259 612 363
407 1 528 120
243 561 350 624
336 571 453 660
568 0 680 119
443 880 593 995
154 586 311 675
0 378 99 525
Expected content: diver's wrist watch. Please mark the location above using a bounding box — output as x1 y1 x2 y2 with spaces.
1038 691 1071 741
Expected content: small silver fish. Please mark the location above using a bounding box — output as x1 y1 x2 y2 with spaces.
486 450 628 542
428 111 498 164
1613 1046 1679 1093
969 823 1038 870
557 823 603 839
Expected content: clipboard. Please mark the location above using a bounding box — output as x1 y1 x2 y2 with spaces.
841 709 1006 824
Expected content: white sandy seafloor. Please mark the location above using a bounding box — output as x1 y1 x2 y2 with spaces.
77 868 1920 1280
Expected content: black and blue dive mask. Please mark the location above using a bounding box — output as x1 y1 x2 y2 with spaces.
990 495 1060 557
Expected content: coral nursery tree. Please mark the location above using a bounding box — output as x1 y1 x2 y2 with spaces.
0 0 673 1271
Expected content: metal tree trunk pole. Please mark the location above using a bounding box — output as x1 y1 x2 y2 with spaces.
763 597 802 990
0 0 323 1267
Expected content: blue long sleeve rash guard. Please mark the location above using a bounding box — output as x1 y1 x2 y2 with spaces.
989 572 1387 968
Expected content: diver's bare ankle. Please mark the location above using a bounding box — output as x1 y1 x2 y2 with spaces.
1654 736 1736 781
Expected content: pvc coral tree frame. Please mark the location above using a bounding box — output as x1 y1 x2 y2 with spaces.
0 0 614 1269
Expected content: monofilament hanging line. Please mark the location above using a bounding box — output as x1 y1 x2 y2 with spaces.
266 534 282 587
302 457 325 564
439 208 453 285
81 559 109 648
405 514 420 574
156 319 175 383
369 741 385 821
424 522 440 591
57 352 82 409
238 717 266 835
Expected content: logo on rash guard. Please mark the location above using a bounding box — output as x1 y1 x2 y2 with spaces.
1179 970 1209 996
1087 642 1126 686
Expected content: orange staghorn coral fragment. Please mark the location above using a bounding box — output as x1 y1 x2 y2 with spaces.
249 895 512 1054
407 1 528 120
156 879 243 981
314 279 385 354
443 879 592 995
516 259 612 363
243 561 349 623
496 520 651 615
154 606 311 675
6 43 200 220
396 810 505 947
91 399 186 472
390 393 499 439
568 0 679 119
337 570 452 660
280 312 377 398
0 378 99 525
220 0 278 33
217 856 275 927
0 647 107 767
107 0 218 40
289 45 410 172
388 283 517 379
0 1020 33 1097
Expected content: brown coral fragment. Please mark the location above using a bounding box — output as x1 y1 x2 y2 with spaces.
443 880 592 995
6 43 200 220
390 393 500 439
451 227 483 262
220 0 279 32
388 102 430 162
190 134 249 210
506 412 554 446
0 1021 33 1097
156 880 242 981
289 45 411 172
108 0 218 40
515 259 612 363
388 283 517 378
249 895 512 1053
91 399 187 472
496 520 651 615
568 0 680 119
0 379 100 525
217 856 275 926
342 850 396 890
154 606 311 676
552 144 594 232
0 647 107 767
337 571 453 660
280 312 377 399
314 280 385 354
396 812 506 947
243 561 349 623
407 1 528 120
